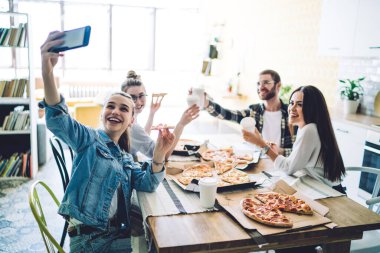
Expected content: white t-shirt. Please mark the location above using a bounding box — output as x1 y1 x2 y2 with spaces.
262 110 282 147
274 123 341 187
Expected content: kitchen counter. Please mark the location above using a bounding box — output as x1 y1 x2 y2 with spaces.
330 108 380 132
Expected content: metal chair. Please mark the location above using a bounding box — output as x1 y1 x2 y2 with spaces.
49 136 73 192
29 180 65 253
49 136 74 248
345 166 380 253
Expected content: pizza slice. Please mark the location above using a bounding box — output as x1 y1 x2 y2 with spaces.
178 175 198 185
152 93 168 97
255 192 313 215
151 123 175 130
214 161 234 175
233 154 253 162
182 164 213 178
220 169 250 184
201 148 234 161
241 198 293 228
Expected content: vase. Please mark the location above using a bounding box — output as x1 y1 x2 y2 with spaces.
343 100 360 114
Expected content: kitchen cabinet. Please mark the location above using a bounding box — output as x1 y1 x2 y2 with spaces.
353 0 380 56
333 121 366 167
319 0 380 57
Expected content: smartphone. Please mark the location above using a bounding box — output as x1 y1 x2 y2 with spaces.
49 25 91 53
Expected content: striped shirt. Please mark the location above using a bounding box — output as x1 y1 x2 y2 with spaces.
206 99 294 156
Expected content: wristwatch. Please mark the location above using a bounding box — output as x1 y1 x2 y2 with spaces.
152 160 165 167
261 145 270 155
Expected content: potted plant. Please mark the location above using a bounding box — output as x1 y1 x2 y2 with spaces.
339 77 365 114
280 84 293 103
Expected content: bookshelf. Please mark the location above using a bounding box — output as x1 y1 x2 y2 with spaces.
0 12 37 179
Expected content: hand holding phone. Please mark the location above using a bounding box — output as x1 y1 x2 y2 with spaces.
49 25 91 53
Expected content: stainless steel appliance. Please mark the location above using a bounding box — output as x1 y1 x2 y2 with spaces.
359 128 380 197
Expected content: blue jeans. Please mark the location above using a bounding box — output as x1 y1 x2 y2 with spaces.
70 226 132 253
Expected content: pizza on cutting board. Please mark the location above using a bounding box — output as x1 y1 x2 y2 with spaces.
241 198 293 228
241 192 314 228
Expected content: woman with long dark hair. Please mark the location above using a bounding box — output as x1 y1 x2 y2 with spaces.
243 85 346 191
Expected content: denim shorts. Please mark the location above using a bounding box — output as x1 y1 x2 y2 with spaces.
70 226 132 253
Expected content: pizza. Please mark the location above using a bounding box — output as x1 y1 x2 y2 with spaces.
178 175 198 185
151 123 175 130
241 198 293 228
214 161 234 175
201 148 234 161
181 164 214 178
152 93 167 97
220 169 250 184
233 154 253 162
255 192 313 215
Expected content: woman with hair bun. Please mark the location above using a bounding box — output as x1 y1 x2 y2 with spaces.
121 70 200 159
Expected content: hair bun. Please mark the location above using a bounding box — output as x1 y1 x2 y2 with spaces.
127 70 140 80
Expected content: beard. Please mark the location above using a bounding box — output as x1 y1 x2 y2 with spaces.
257 84 277 100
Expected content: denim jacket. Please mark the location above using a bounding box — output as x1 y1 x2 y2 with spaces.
39 96 165 230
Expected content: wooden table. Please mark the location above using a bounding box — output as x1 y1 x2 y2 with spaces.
143 134 380 252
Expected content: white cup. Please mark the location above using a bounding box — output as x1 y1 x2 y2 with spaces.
186 95 198 107
199 177 218 209
240 117 256 132
192 87 205 108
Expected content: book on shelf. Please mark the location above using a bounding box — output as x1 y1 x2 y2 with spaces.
0 79 28 97
0 153 17 177
0 159 7 176
0 23 27 47
1 106 29 131
0 28 9 45
21 152 28 177
26 152 31 178
0 151 31 178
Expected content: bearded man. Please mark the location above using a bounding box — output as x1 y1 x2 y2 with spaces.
204 69 293 156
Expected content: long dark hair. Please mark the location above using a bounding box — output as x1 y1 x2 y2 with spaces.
290 85 345 182
105 91 135 152
121 70 143 92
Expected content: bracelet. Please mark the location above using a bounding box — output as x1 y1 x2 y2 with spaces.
152 160 165 166
261 145 270 155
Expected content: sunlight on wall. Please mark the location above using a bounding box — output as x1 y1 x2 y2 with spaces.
203 0 340 106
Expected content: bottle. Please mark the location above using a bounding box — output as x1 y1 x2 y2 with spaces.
227 78 233 94
235 72 241 96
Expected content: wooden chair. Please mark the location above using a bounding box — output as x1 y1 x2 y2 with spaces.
49 136 73 248
29 180 65 253
345 166 380 253
72 103 102 128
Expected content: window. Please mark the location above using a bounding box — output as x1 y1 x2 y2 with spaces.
112 6 154 70
18 1 61 68
155 9 203 72
63 3 109 69
10 1 203 81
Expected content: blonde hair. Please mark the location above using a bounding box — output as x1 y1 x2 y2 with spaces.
121 70 143 92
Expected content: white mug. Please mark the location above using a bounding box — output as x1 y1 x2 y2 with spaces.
191 87 205 108
240 117 256 132
186 95 198 107
199 177 218 209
